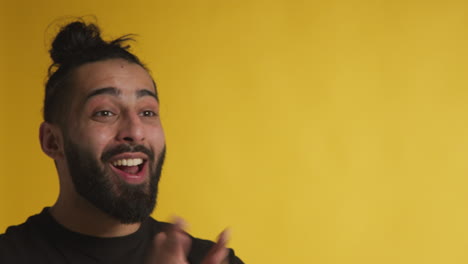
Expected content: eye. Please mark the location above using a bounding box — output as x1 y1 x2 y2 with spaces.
93 110 115 117
140 110 157 117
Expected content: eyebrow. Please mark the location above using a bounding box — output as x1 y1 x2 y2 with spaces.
85 87 158 101
136 89 158 100
85 87 120 101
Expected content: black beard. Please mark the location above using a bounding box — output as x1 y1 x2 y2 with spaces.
63 139 165 224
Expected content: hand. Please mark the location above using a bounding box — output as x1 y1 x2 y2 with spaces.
145 218 231 264
145 218 191 264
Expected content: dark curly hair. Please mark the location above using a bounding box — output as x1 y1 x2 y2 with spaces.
44 21 156 126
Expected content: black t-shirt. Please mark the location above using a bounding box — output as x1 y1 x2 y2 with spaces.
0 208 243 264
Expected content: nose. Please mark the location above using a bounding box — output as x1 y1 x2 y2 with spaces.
115 112 145 143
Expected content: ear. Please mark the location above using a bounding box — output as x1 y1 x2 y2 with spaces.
39 122 64 160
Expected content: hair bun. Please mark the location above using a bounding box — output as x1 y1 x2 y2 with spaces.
50 21 106 65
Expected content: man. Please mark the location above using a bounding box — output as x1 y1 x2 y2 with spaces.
0 21 243 264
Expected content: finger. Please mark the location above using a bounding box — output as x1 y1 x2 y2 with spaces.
202 229 231 264
155 231 167 248
145 218 192 264
172 216 189 231
217 229 230 246
145 232 166 263
168 217 191 254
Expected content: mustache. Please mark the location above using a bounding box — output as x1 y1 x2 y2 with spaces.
101 144 155 162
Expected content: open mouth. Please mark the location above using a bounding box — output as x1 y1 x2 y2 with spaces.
111 158 146 175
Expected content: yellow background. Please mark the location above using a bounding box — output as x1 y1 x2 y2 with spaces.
2 0 468 263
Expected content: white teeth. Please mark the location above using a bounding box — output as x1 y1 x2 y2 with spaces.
112 158 143 167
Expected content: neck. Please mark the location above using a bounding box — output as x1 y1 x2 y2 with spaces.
50 193 141 238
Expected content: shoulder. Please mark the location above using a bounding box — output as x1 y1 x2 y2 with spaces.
1 212 42 245
0 211 45 263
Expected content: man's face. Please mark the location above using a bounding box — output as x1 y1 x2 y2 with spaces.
62 59 166 223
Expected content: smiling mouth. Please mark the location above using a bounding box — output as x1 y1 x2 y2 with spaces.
111 158 145 175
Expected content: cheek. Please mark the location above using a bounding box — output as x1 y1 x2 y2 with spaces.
75 125 115 156
147 126 165 149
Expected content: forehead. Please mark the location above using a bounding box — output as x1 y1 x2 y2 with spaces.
70 59 155 96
